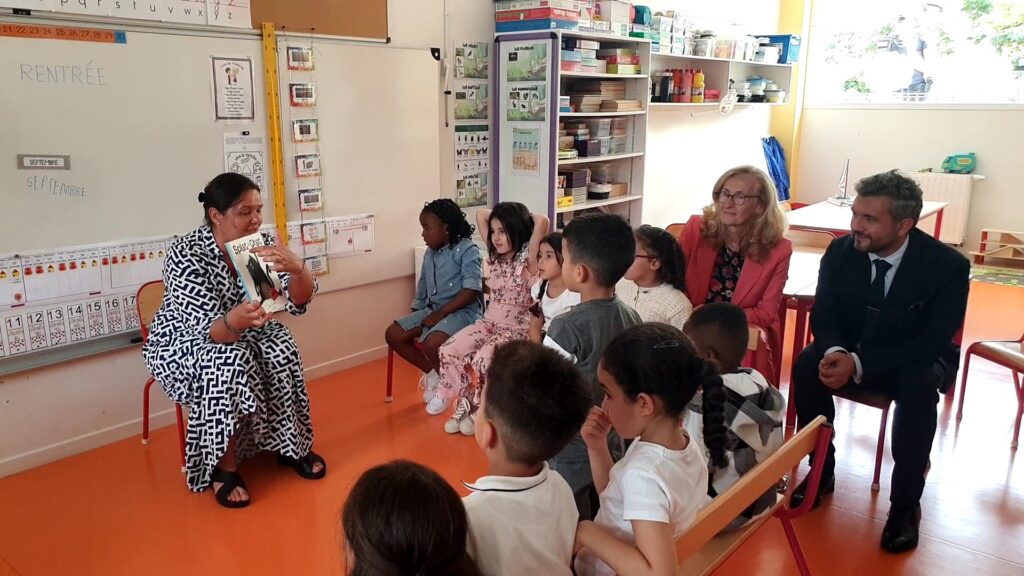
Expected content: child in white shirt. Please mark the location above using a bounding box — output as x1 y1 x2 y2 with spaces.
617 225 692 330
464 341 592 576
575 323 728 576
529 232 581 342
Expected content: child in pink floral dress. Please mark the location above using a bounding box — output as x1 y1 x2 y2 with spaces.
431 202 548 435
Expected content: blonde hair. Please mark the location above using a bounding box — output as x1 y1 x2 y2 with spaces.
699 166 787 262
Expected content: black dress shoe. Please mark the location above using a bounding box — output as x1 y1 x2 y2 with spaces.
881 505 921 553
788 473 835 510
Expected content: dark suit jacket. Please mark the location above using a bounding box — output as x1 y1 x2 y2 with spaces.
810 228 970 383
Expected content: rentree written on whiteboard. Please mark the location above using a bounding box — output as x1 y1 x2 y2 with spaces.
26 175 87 198
19 62 107 86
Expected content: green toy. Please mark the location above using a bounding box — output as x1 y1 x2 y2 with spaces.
942 153 976 174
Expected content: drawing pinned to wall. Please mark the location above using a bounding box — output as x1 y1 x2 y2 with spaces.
455 172 489 209
211 56 255 121
304 255 329 276
507 84 547 122
326 214 375 256
291 119 319 143
223 132 266 191
298 188 323 211
512 127 540 176
454 81 489 121
455 42 489 79
506 42 548 82
289 82 316 107
286 46 314 71
295 154 322 178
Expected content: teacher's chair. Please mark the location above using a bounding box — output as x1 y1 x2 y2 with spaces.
138 280 186 472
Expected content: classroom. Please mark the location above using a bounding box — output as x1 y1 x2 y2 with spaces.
0 0 1022 574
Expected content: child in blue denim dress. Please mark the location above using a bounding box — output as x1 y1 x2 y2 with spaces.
384 199 483 400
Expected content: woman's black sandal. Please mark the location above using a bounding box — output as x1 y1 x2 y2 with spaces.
277 451 327 480
211 467 251 509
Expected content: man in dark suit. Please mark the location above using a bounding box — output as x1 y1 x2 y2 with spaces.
790 170 969 553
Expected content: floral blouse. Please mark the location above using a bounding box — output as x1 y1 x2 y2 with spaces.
705 245 745 304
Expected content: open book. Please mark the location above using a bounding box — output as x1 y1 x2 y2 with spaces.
224 232 288 313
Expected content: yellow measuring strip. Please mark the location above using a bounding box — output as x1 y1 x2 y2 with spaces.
261 22 288 245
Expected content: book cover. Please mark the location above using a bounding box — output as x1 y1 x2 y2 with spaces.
225 233 288 313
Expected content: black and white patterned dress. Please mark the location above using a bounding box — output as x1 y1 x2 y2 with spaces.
143 225 317 492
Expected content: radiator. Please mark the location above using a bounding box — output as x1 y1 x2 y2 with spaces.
905 172 978 245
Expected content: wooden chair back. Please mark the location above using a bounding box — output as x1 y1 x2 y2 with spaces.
675 416 830 573
137 280 165 341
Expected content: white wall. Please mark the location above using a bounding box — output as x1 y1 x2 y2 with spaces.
796 108 1024 249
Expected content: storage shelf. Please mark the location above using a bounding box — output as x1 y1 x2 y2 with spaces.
560 71 648 79
557 194 643 213
559 111 646 117
650 53 794 68
648 102 788 108
558 152 644 165
560 30 652 44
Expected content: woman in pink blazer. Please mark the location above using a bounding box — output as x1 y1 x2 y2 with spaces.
678 166 792 383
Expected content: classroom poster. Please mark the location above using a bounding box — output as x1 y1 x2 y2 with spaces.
326 214 375 257
506 42 548 82
507 84 547 122
453 125 490 208
454 81 489 121
223 133 266 191
455 42 489 79
4 0 251 28
512 127 540 177
455 172 489 209
212 57 255 121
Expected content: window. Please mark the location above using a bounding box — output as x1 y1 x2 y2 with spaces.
807 0 1024 104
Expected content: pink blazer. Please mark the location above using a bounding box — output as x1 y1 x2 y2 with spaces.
678 215 792 381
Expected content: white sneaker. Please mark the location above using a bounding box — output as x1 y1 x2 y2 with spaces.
459 411 476 436
444 397 472 434
426 395 449 415
420 371 439 403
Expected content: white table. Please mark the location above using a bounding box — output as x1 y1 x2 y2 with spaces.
786 200 948 238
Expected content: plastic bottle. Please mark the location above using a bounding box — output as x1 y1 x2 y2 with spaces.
673 69 683 102
692 68 705 103
681 68 693 103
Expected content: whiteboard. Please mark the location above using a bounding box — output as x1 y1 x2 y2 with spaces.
275 36 441 292
0 27 441 293
0 30 268 252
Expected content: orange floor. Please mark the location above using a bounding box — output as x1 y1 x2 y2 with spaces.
0 282 1022 576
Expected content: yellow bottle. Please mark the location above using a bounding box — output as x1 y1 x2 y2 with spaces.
692 68 705 103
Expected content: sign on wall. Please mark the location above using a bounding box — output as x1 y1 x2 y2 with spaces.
6 0 251 28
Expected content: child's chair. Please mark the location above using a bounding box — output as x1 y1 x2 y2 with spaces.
138 280 186 472
385 342 423 403
957 330 1024 448
676 416 832 575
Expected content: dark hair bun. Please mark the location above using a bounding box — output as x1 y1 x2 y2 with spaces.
197 192 207 203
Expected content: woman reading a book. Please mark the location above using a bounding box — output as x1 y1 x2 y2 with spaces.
143 172 324 509
676 165 792 385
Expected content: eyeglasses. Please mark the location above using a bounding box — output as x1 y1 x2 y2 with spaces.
714 190 757 206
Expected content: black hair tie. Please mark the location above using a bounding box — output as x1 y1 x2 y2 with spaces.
198 192 207 203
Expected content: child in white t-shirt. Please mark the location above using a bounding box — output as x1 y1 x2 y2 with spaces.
464 341 592 576
574 323 729 576
617 225 693 330
529 232 581 343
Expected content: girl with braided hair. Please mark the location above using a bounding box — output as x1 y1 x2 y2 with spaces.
682 302 786 532
385 199 483 405
616 225 693 330
574 323 726 576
